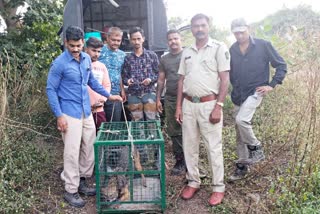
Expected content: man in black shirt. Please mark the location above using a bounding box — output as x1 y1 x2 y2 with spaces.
229 18 287 181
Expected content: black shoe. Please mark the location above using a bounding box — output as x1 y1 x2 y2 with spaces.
78 178 96 196
229 163 249 181
248 145 265 163
171 160 186 176
64 192 85 208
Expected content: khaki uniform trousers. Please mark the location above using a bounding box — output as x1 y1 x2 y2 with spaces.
233 92 263 161
60 114 96 193
182 99 225 192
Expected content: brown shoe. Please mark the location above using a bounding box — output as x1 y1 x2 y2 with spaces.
208 192 224 206
181 186 199 200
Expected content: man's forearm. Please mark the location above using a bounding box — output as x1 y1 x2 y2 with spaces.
156 80 165 102
217 71 230 103
176 75 184 109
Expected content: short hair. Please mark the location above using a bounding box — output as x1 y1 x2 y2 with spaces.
86 37 104 49
129 26 144 37
65 25 84 41
191 13 210 25
166 29 180 39
108 27 123 37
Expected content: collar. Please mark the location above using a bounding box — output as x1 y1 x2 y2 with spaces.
65 50 85 62
106 45 118 52
190 38 214 51
132 48 147 57
249 36 255 46
232 36 256 56
235 36 255 46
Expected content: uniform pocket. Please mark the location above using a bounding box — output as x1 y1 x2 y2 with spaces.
202 59 217 72
185 59 193 75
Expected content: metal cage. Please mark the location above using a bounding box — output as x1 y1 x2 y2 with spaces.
94 120 166 213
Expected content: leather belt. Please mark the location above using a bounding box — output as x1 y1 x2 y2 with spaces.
184 94 217 103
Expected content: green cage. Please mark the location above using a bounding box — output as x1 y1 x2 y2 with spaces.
94 120 166 213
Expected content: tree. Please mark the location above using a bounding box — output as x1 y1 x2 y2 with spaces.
0 0 25 32
0 0 63 118
251 5 320 37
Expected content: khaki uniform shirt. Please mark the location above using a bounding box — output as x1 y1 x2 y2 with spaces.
178 38 230 97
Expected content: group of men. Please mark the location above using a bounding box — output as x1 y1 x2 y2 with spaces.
170 14 287 206
156 13 286 206
46 12 286 208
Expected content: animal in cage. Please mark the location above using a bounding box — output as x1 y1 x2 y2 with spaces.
114 146 147 202
95 121 166 212
100 131 147 202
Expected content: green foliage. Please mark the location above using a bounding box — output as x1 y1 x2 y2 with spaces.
0 0 62 116
168 16 188 30
0 0 63 212
218 6 320 213
275 168 320 213
251 5 320 37
23 0 64 26
0 0 25 19
0 132 52 212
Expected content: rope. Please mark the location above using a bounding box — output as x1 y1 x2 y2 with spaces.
98 101 135 169
110 102 115 122
121 102 135 161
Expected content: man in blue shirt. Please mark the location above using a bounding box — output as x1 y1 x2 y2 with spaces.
46 26 122 208
229 18 287 181
99 27 127 122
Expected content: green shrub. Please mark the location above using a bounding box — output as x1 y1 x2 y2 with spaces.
0 1 63 212
0 132 52 212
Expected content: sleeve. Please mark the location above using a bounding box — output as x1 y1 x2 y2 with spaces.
265 41 287 87
216 43 231 72
46 61 63 117
159 57 165 72
88 68 110 98
149 52 159 83
229 47 235 85
101 65 111 102
121 56 130 86
178 50 186 76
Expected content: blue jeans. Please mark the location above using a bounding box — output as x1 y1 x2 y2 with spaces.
104 100 123 122
127 93 157 121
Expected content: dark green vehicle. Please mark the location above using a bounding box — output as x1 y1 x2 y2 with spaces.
62 0 168 55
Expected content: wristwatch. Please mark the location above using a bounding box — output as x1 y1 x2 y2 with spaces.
216 102 224 107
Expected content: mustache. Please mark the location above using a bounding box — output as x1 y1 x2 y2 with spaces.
195 32 205 37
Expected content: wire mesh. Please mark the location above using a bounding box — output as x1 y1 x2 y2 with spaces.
97 121 161 142
94 121 165 212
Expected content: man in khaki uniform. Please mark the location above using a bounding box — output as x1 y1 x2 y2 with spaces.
175 13 230 206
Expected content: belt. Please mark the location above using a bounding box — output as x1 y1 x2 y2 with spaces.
184 94 217 103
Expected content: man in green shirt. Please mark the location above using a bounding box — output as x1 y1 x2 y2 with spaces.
156 29 185 175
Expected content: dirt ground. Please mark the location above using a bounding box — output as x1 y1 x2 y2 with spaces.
35 126 277 214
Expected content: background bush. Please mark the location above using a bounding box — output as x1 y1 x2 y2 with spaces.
0 0 63 212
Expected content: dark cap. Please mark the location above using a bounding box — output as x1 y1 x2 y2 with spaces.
231 18 248 33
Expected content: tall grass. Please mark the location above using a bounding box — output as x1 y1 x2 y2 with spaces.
220 30 320 213
0 51 56 212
